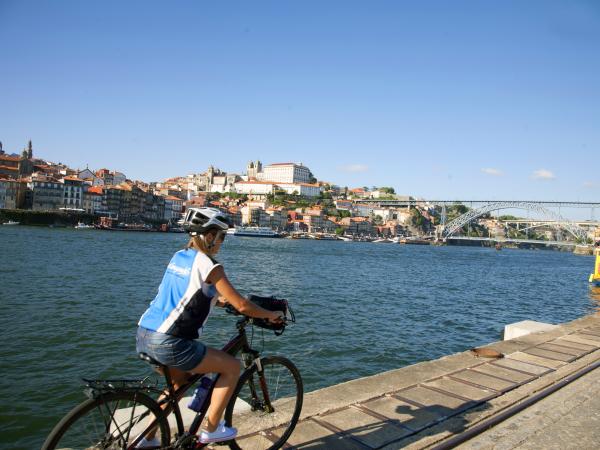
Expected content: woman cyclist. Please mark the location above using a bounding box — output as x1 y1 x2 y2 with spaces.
136 207 283 446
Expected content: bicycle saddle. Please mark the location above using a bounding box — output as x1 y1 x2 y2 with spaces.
138 352 164 367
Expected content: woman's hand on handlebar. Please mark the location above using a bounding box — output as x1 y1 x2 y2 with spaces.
267 310 285 324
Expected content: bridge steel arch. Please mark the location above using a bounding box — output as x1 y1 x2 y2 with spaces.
442 201 589 241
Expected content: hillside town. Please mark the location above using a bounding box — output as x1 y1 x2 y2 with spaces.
1 141 599 245
0 140 431 237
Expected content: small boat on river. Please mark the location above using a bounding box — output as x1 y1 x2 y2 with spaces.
74 222 94 229
2 220 20 226
232 226 281 238
373 237 392 243
312 233 338 240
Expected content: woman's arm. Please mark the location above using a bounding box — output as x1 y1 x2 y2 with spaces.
208 266 283 322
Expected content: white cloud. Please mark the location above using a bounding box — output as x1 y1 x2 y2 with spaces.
339 164 369 173
532 169 556 180
481 168 504 176
583 181 597 188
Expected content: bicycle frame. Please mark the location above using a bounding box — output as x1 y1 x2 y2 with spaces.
129 317 262 449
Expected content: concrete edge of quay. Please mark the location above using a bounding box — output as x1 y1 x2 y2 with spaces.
286 313 600 450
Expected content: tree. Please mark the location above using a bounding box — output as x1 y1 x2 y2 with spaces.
411 208 425 227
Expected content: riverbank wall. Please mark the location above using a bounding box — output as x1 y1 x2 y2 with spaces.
0 208 97 226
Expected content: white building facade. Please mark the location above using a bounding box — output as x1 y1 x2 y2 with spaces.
61 177 84 210
261 163 311 184
277 182 320 197
234 181 276 195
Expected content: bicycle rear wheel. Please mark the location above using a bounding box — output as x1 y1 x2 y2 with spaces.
225 356 303 450
42 390 170 450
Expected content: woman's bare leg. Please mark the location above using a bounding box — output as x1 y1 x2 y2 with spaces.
190 348 241 432
143 368 189 440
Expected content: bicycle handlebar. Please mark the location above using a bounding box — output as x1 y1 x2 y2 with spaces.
225 296 295 335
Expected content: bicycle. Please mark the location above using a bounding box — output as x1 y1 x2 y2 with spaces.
42 299 303 450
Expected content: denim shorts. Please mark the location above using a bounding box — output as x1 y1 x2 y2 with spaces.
136 327 207 371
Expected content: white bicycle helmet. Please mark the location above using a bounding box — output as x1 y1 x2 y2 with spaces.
182 207 231 235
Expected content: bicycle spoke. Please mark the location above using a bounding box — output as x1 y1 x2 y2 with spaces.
124 396 138 445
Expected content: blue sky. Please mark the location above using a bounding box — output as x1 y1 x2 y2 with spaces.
1 0 598 203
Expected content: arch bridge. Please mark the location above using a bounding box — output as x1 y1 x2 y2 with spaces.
441 201 589 241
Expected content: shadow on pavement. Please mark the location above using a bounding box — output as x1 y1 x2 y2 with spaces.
287 399 490 449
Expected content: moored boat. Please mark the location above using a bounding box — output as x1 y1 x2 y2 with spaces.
313 233 339 240
2 220 20 226
233 226 281 238
403 237 431 245
74 222 94 229
372 237 392 243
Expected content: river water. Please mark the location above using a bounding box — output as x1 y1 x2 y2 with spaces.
1 226 598 449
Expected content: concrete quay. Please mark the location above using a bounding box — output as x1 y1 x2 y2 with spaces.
232 314 600 449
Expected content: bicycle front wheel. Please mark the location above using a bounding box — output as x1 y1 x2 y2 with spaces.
42 390 170 450
225 356 303 450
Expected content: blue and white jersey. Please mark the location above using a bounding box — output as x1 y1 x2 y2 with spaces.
139 249 221 340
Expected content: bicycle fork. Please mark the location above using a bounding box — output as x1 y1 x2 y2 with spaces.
245 356 274 413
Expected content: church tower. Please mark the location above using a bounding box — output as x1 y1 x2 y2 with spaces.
246 160 262 179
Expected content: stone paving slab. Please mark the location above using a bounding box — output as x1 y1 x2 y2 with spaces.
449 369 516 392
537 342 588 356
467 364 535 384
395 385 471 412
423 377 495 401
550 338 596 352
320 406 409 448
522 346 576 362
505 351 565 369
575 331 600 341
362 396 440 431
559 334 600 347
285 419 366 449
490 358 552 376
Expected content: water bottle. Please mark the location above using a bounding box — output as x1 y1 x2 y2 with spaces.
187 375 213 412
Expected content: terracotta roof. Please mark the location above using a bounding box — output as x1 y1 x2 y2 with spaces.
164 195 183 201
87 186 103 194
0 165 18 171
63 176 82 181
0 155 20 162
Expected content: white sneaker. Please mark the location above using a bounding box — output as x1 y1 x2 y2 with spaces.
135 436 161 448
199 422 237 443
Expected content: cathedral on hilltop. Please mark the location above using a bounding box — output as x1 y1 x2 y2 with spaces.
0 140 34 179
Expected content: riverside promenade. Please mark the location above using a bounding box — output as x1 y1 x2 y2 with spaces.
231 313 600 449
